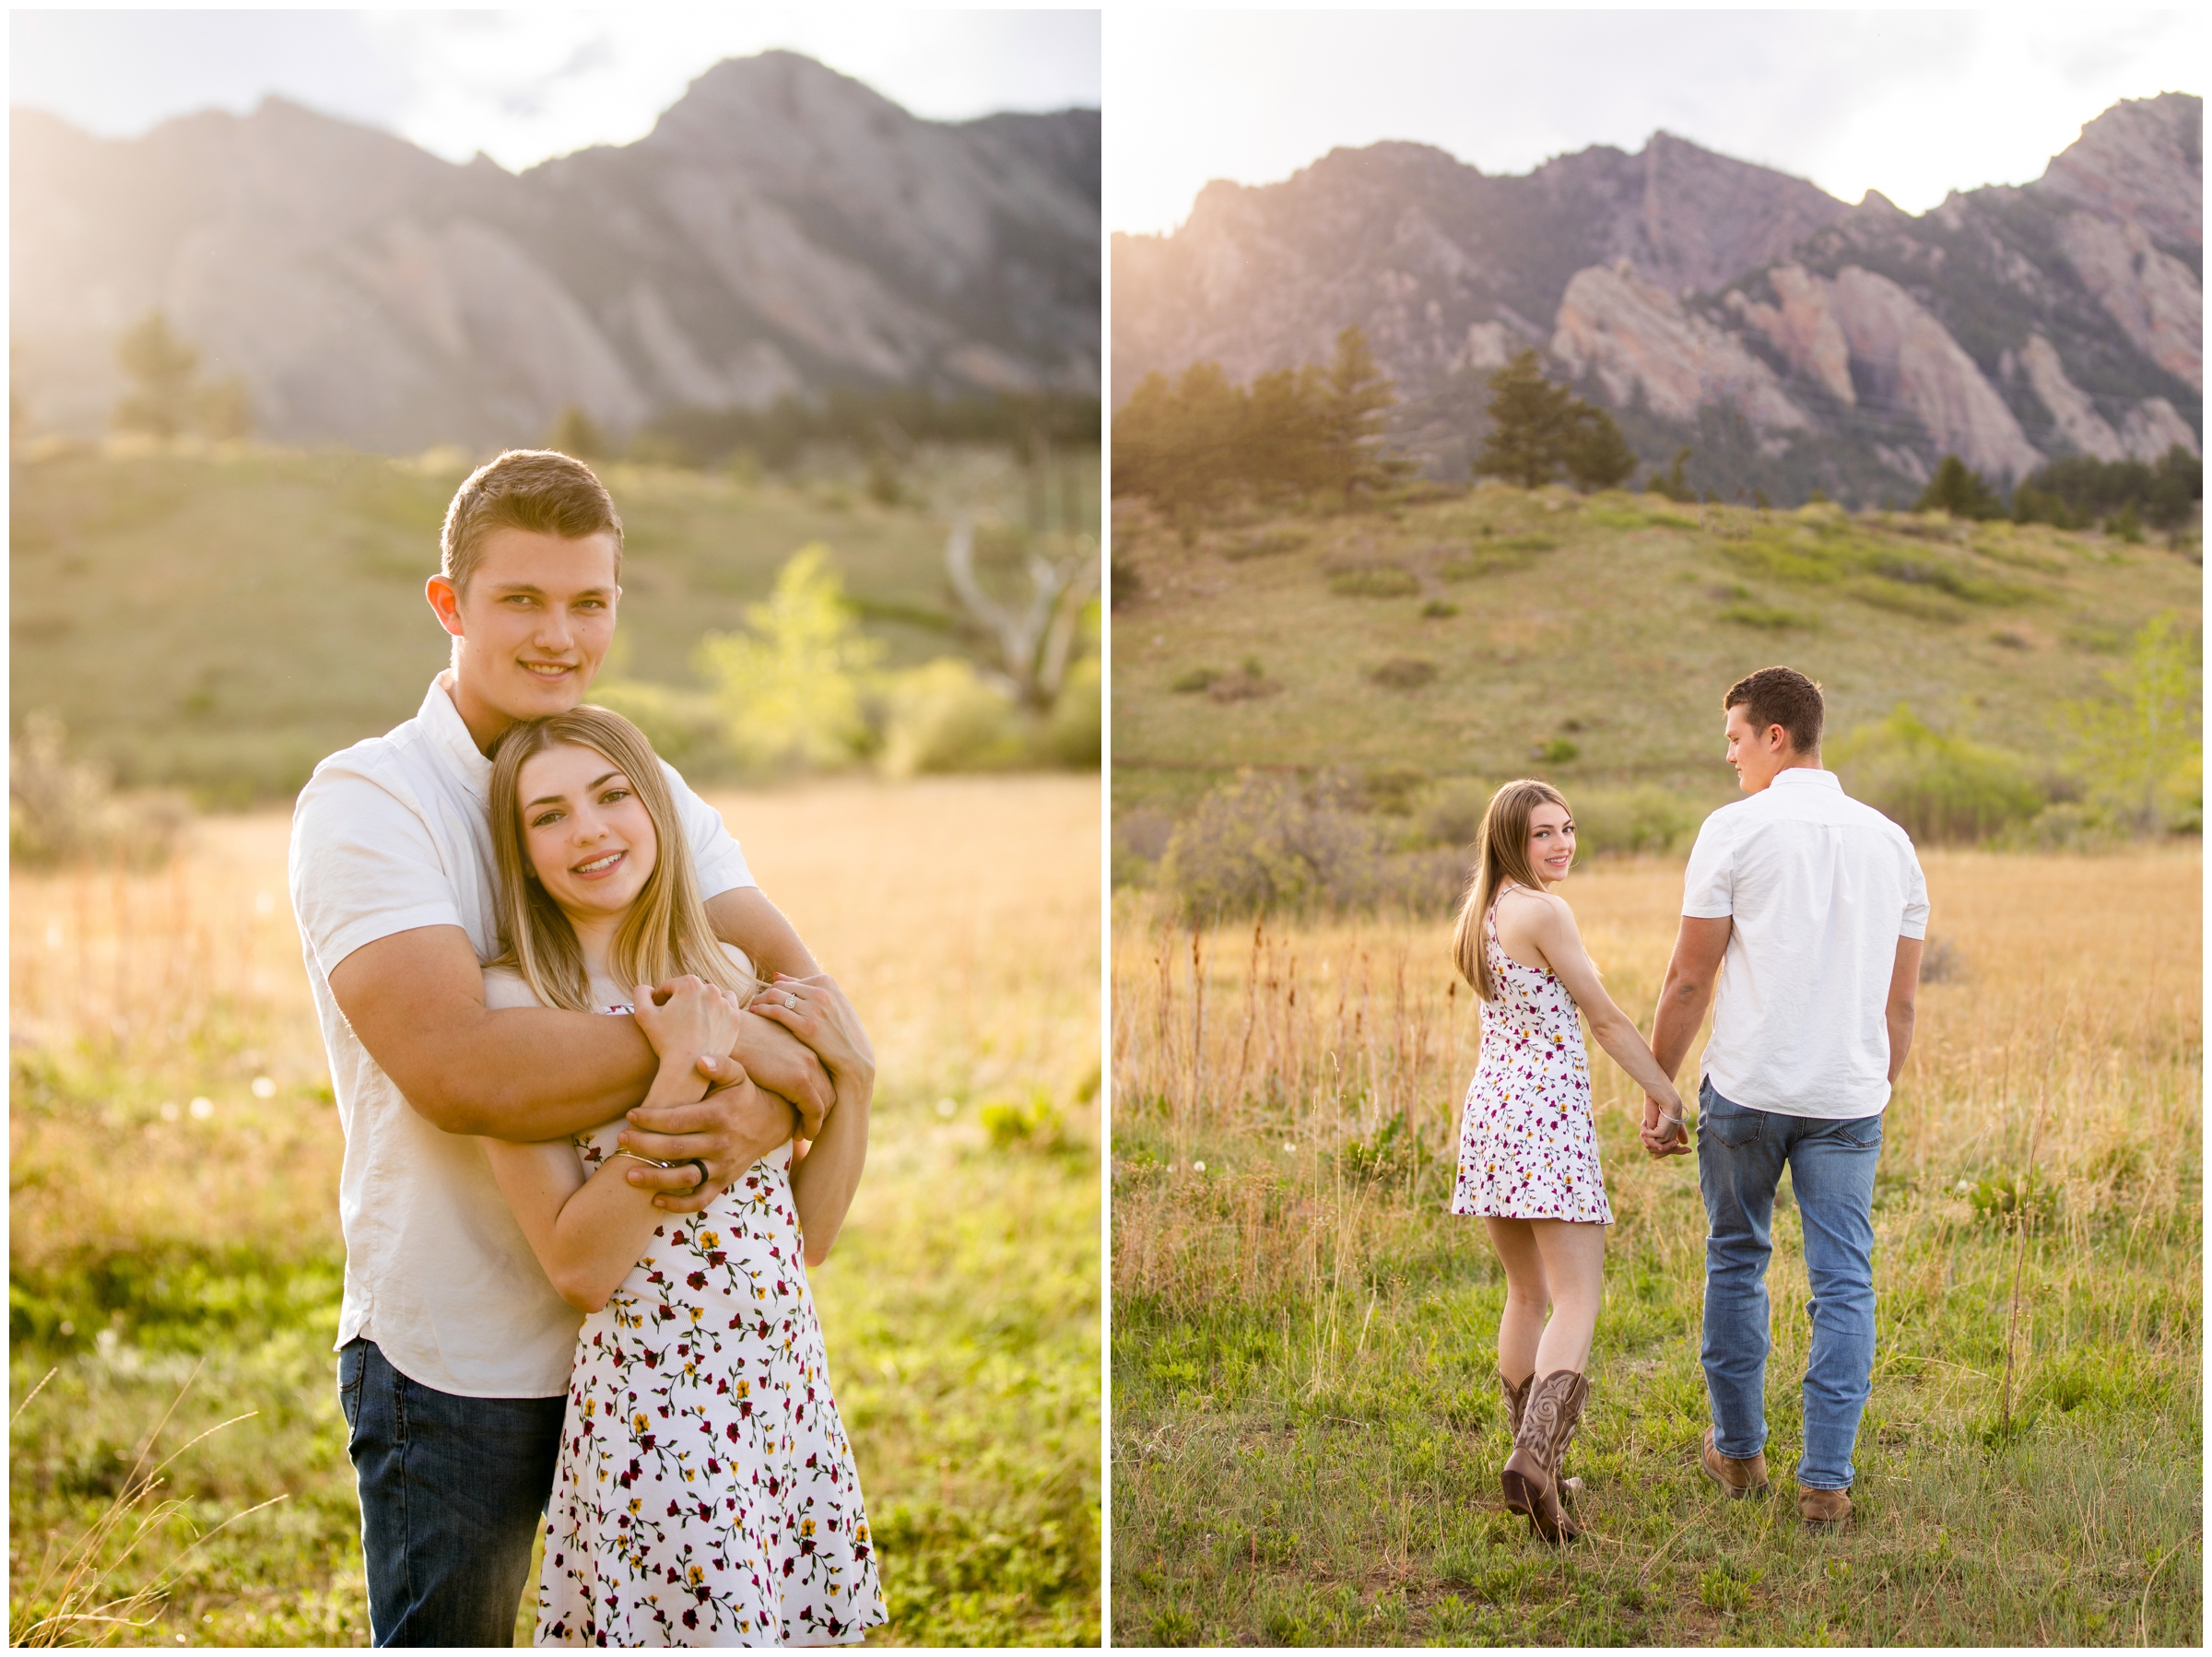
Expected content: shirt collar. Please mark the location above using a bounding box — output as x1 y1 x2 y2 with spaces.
1768 767 1841 791
421 672 493 803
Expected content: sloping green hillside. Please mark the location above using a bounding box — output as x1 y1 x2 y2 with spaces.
1111 485 2200 823
12 447 1082 801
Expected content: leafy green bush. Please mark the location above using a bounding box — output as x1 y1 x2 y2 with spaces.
586 679 730 774
1718 601 1810 630
1220 529 1309 562
8 713 188 868
694 545 885 773
1366 658 1438 691
1326 565 1420 598
1159 773 1389 920
1043 658 1101 768
878 658 1027 778
1568 787 1700 856
1830 705 2045 843
2056 611 2201 833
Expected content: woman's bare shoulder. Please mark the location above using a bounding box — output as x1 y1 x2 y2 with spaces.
481 961 545 1010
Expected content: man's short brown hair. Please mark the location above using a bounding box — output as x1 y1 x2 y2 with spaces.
441 449 624 592
1724 665 1824 755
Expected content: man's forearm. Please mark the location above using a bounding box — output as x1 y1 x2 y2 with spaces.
418 1007 661 1140
1886 1005 1915 1084
1649 977 1713 1083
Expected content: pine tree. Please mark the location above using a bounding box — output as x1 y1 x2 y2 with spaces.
1474 350 1576 490
1562 402 1638 492
549 404 607 460
1916 454 2003 521
1318 324 1402 495
112 311 201 439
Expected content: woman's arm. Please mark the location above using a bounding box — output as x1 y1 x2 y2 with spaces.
482 1126 677 1314
749 976 873 1264
483 980 747 1311
1511 892 1685 1114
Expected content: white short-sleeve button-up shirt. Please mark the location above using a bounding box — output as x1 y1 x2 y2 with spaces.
1681 768 1929 1120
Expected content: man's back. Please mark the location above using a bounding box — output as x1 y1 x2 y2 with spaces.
1682 769 1929 1118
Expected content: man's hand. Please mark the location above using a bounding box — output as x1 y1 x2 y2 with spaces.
618 1066 799 1213
1641 1094 1692 1158
715 1009 832 1137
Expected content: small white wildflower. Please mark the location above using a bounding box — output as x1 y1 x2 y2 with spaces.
1284 1143 1296 1153
252 1076 276 1099
189 1097 214 1120
1193 1159 1206 1172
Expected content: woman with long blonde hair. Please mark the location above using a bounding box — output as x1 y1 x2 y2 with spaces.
1449 779 1685 1543
476 705 885 1646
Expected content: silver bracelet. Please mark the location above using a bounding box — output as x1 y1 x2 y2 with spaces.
611 1149 713 1190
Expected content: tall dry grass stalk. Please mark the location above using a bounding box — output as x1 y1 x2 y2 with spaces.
9 1366 285 1648
1112 850 2201 1326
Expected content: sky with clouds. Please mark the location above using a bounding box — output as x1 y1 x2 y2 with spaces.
10 9 1100 170
1105 10 2204 234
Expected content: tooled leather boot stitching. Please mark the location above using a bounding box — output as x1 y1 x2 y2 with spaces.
1499 1370 1532 1437
1500 1369 1587 1543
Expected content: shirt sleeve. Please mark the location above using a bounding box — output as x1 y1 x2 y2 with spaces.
288 765 466 979
664 761 756 898
1678 811 1735 918
1899 842 1931 941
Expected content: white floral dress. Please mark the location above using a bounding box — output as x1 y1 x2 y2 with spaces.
534 998 887 1648
1451 889 1614 1225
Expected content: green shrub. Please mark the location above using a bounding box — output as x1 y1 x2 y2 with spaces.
1044 657 1101 768
1420 599 1459 618
587 678 731 774
1830 705 2045 843
1170 667 1220 694
878 658 1027 778
1220 529 1309 562
1366 658 1438 691
1568 787 1700 856
1718 601 1811 630
1327 565 1420 598
8 712 188 868
1158 773 1388 920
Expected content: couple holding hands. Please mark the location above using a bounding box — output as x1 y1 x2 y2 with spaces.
1450 666 1929 1543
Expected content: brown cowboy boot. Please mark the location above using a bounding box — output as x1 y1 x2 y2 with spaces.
1500 1370 1532 1437
1500 1369 1587 1543
1700 1427 1771 1499
1500 1369 1583 1506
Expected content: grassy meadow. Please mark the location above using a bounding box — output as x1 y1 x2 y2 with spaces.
1110 850 2201 1645
10 775 1102 1646
1111 488 2201 822
10 443 1097 803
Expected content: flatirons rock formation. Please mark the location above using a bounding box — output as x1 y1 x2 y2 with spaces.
11 52 1100 452
1112 95 2200 503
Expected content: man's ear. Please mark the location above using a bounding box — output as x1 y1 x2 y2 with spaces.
426 574 465 640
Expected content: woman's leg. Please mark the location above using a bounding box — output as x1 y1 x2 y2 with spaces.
1528 1219 1606 1375
1483 1216 1548 1384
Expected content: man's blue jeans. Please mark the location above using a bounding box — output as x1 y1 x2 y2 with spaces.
337 1337 567 1647
1696 1078 1883 1491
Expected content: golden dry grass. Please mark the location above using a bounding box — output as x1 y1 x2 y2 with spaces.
12 774 1101 1646
1111 849 2201 1645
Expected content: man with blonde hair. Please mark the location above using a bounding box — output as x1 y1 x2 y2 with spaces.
1643 666 1926 1532
289 449 856 1644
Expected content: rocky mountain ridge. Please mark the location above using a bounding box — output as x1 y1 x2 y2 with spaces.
1112 94 2199 503
12 52 1100 452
